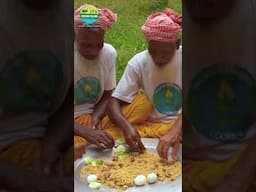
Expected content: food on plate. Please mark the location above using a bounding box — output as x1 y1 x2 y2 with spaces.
134 175 147 186
116 137 125 145
87 174 97 183
147 173 158 184
91 159 104 166
115 144 130 155
84 156 94 165
84 156 104 166
80 150 181 191
88 181 101 190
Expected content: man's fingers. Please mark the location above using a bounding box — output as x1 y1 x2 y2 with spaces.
96 122 102 130
137 139 145 152
74 143 87 160
105 133 115 147
96 141 107 150
162 145 169 159
172 141 180 161
157 141 168 159
127 138 140 153
75 143 87 151
157 142 161 157
99 133 114 148
52 157 64 176
88 118 93 129
103 130 114 141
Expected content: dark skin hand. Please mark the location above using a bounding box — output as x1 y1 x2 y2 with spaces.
0 86 73 191
75 124 114 150
108 97 145 153
0 162 73 192
74 90 115 150
212 135 256 192
90 90 113 129
74 143 88 160
34 85 73 176
157 114 182 160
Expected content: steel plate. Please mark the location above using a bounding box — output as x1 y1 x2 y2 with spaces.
74 138 182 192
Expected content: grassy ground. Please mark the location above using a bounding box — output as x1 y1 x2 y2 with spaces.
75 0 181 81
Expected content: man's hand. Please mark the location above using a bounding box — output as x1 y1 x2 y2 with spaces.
21 175 73 192
157 129 180 160
108 98 145 153
34 85 73 176
74 143 88 160
1 163 73 192
85 128 115 150
33 140 64 176
124 126 145 153
157 116 182 160
89 115 102 130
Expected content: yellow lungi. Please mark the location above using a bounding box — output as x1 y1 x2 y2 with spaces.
74 94 176 145
183 153 256 191
0 139 73 176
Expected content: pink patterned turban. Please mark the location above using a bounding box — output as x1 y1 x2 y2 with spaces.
141 8 182 43
74 4 117 31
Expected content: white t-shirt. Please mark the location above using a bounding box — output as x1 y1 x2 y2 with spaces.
0 0 73 150
74 43 116 117
183 0 256 161
112 47 182 123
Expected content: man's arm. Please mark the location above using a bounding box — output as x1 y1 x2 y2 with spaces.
74 90 115 150
108 97 145 153
74 90 113 135
38 85 73 175
157 114 182 160
213 136 256 192
0 161 73 191
90 90 113 129
44 84 73 150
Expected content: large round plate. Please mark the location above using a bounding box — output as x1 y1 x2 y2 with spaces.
74 138 182 192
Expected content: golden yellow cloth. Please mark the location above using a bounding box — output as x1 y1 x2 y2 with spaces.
183 152 256 192
0 139 73 176
74 94 176 145
183 156 239 192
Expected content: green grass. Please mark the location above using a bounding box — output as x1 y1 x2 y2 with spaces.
75 0 181 81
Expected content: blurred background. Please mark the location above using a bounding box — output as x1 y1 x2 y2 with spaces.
74 0 181 81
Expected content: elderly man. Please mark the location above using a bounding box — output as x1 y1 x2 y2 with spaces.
183 0 256 191
0 0 73 191
74 5 117 155
108 9 182 160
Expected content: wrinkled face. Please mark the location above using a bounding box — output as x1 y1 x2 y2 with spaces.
148 40 178 67
183 0 237 23
76 29 104 60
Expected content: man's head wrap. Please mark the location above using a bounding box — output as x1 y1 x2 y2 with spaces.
141 8 182 43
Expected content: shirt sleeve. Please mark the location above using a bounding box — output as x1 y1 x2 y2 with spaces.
112 61 140 103
104 47 117 91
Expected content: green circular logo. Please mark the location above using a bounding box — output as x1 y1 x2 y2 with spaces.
74 77 101 104
0 50 63 113
153 83 182 116
187 64 256 142
80 5 99 25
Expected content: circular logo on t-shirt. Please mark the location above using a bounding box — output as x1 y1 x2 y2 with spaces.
153 83 182 116
0 50 63 113
74 77 101 104
187 64 256 142
80 4 99 25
